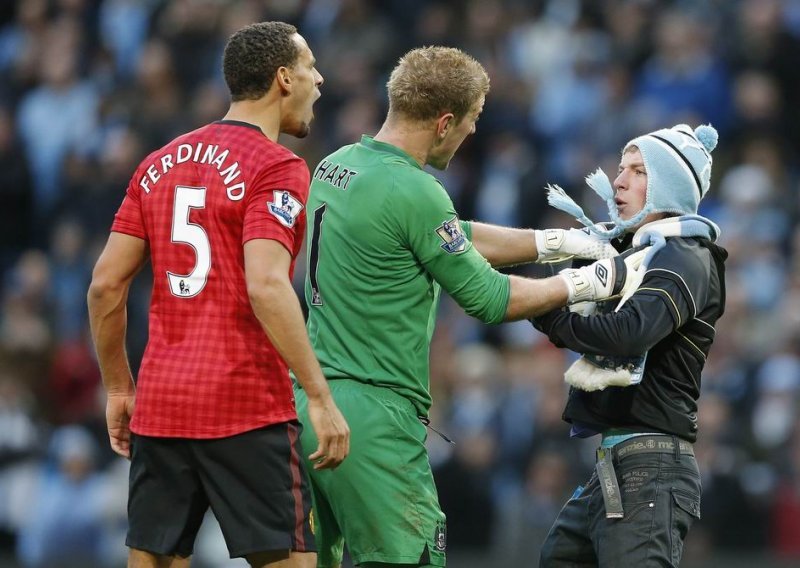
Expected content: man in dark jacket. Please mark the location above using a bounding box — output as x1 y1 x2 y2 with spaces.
534 124 727 567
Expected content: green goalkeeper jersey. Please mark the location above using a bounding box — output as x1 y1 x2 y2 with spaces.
304 135 510 415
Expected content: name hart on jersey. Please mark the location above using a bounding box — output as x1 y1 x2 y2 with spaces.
314 159 358 190
138 142 246 200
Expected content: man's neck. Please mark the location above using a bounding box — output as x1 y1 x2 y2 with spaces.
223 98 282 142
373 117 435 168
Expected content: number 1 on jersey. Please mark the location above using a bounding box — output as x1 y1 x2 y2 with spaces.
309 203 327 306
167 185 211 298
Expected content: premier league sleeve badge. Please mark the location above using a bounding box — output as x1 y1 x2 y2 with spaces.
435 216 467 254
268 190 304 228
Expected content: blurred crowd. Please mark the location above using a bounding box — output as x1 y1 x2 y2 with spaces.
1 0 800 566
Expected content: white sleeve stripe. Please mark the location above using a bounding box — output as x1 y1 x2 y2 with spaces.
693 318 716 333
678 331 707 360
644 268 697 318
638 287 682 328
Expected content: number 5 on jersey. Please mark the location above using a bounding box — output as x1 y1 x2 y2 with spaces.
167 185 211 298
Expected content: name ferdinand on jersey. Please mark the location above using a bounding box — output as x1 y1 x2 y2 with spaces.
138 142 246 200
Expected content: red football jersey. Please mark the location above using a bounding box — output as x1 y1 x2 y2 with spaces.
112 120 309 438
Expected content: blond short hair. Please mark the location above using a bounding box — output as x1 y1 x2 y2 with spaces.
386 46 490 122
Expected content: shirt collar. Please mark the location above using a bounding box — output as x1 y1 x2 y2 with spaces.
359 135 421 170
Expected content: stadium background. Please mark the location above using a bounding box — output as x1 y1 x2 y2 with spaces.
1 0 799 566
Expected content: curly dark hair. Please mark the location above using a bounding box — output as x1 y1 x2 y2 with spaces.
223 22 300 102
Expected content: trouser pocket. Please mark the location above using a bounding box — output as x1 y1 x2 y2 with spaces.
670 487 701 565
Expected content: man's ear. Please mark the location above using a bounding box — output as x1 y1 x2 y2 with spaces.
435 113 454 139
276 66 292 96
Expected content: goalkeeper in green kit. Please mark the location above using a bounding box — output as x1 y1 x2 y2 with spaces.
294 46 647 568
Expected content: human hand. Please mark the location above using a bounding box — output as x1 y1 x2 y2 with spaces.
559 246 650 304
106 392 135 459
534 228 618 263
306 394 350 470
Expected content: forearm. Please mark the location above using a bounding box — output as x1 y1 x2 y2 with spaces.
249 279 331 401
87 232 148 396
87 283 135 395
469 221 538 267
535 295 675 356
504 274 571 320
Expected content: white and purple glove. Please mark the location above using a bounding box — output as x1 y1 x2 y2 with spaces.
534 228 618 264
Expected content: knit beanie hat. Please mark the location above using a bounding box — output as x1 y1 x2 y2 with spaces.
622 123 718 223
546 124 719 237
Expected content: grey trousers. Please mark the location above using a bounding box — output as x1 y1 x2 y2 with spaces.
540 446 701 567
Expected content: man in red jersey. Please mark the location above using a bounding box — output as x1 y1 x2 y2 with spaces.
87 22 350 568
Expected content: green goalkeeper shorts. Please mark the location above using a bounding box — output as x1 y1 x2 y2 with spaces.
294 379 446 567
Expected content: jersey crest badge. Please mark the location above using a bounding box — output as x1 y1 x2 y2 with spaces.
435 216 467 254
434 521 447 552
268 190 303 227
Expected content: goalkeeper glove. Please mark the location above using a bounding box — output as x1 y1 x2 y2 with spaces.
534 228 618 263
559 246 649 304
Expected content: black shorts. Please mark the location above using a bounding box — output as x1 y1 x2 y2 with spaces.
126 421 315 559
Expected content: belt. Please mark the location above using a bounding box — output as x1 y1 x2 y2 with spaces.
614 435 694 460
596 435 694 519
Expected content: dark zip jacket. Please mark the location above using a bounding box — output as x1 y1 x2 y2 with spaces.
533 235 728 442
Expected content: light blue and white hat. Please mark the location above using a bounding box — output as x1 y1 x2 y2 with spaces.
546 124 719 237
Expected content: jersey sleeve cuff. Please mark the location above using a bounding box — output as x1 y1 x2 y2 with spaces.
110 223 146 240
459 219 472 240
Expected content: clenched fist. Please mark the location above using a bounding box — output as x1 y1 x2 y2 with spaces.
558 246 650 304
